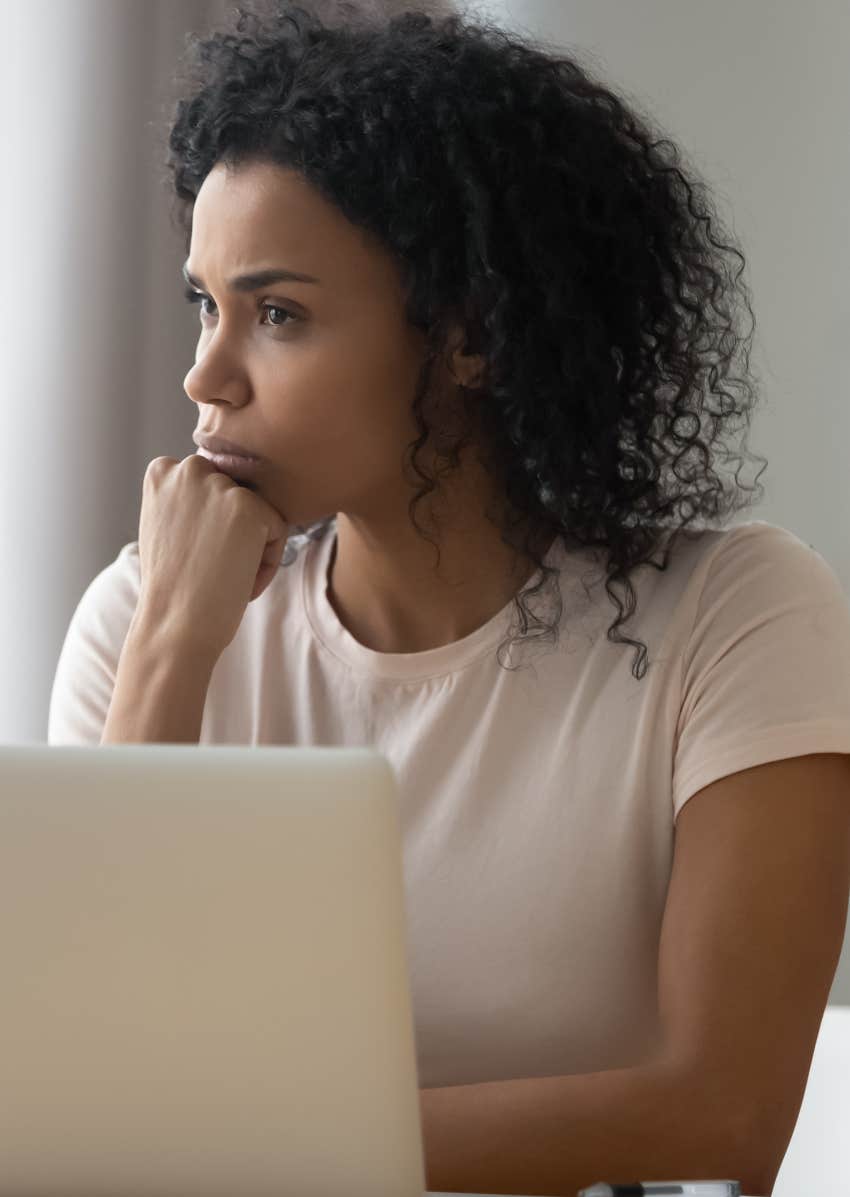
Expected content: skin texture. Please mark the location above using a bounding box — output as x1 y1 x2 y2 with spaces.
183 160 551 654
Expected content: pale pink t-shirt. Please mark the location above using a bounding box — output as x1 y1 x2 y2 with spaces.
47 518 850 1088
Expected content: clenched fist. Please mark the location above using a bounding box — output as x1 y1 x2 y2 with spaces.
136 452 291 659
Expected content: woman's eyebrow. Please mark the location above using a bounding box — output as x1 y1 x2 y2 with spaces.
181 259 321 291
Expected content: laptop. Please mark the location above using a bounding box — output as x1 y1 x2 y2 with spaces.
0 743 429 1197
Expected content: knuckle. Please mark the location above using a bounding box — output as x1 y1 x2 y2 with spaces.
144 457 166 483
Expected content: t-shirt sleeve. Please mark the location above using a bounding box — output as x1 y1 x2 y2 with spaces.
47 541 142 745
672 523 850 822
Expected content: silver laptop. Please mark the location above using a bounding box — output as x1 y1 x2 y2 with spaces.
0 744 428 1197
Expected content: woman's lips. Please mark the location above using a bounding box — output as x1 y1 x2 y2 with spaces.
195 447 265 479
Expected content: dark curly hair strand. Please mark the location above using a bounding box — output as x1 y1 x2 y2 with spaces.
157 0 768 680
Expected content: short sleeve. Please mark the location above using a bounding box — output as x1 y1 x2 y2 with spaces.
47 541 142 745
672 522 850 822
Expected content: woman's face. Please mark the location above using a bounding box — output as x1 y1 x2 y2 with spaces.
183 159 472 531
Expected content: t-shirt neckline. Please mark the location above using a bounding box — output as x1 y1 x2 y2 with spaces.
302 520 558 681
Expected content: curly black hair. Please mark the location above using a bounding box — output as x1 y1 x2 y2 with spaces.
157 0 768 680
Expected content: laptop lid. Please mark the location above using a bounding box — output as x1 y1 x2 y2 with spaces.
0 744 427 1197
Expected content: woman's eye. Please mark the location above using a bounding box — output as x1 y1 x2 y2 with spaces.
182 287 297 329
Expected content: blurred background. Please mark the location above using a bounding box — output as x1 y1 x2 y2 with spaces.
1 0 848 1011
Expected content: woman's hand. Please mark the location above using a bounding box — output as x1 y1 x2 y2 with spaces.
135 452 291 659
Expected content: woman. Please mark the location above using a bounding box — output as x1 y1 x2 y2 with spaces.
48 3 850 1193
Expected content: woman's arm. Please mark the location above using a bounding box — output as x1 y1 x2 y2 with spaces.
100 608 218 744
420 1053 761 1196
